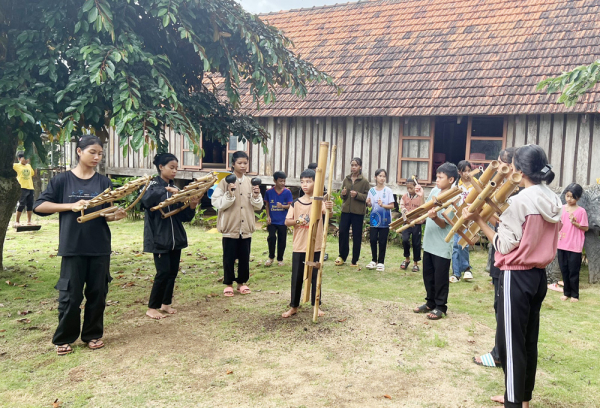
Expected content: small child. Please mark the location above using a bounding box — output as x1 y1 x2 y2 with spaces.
13 152 36 226
365 169 395 271
264 171 293 267
557 183 588 302
399 178 424 272
142 153 200 320
413 162 459 320
282 169 333 318
450 160 475 283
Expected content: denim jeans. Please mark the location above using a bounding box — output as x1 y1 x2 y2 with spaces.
451 233 470 278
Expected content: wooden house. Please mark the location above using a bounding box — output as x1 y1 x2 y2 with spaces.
104 0 600 192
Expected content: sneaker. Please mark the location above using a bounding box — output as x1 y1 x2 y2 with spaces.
449 275 460 283
376 263 385 272
366 261 377 269
463 271 473 281
324 253 329 261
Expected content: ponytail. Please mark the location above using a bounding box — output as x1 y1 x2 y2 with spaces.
153 152 178 173
513 144 554 185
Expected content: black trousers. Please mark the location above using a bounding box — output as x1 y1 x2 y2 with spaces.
338 212 364 264
490 276 500 363
497 269 547 407
53 255 111 345
401 224 422 261
223 236 251 285
267 224 287 261
290 251 321 308
422 251 451 314
17 188 34 212
148 249 181 309
557 249 581 299
370 227 389 264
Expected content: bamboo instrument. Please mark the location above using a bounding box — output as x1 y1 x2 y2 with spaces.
389 186 462 231
457 172 522 248
73 175 152 223
301 142 329 304
396 195 461 233
313 145 336 322
150 173 218 218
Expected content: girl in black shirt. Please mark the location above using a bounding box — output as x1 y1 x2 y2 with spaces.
34 135 126 355
141 153 200 320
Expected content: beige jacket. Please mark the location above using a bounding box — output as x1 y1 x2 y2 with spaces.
211 175 263 238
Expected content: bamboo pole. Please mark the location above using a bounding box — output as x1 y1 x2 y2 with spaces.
389 186 462 230
302 142 329 304
313 145 336 322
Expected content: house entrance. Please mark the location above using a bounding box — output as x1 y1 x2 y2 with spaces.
433 116 468 174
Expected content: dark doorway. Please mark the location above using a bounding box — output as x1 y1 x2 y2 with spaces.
434 116 468 166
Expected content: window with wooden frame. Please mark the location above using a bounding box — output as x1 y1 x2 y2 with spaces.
465 117 507 168
226 135 248 170
180 131 230 170
397 117 435 184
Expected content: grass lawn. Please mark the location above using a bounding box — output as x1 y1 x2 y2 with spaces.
1 216 599 407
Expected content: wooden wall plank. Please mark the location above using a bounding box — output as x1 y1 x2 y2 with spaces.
514 115 527 147
273 118 281 173
389 117 400 184
345 117 354 178
591 115 600 184
324 117 332 180
538 114 552 155
353 118 363 160
506 116 515 146
576 114 590 185
420 117 430 137
264 117 274 176
380 117 390 176
371 118 382 180
549 114 564 187
296 118 305 177
288 118 296 178
363 118 372 181
335 118 344 180
562 114 578 185
526 115 538 145
280 118 288 176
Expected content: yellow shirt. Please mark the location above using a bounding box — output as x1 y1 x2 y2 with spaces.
13 163 35 190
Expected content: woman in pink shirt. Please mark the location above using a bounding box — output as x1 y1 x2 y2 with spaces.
557 183 589 302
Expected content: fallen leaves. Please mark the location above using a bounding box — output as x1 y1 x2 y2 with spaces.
226 370 233 375
53 399 62 408
121 282 135 288
18 310 31 315
384 394 392 399
16 318 31 323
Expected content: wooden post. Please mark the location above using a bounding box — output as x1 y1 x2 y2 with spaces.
301 142 329 304
313 145 336 322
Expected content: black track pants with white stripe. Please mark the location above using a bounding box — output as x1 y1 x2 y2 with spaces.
496 268 547 407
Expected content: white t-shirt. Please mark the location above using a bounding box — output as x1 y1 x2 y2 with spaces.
367 186 394 228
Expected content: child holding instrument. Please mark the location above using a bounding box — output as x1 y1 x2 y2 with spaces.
264 171 292 267
33 135 126 355
211 151 263 297
463 144 561 408
450 160 475 283
281 169 333 318
365 169 394 272
413 162 458 320
399 178 424 272
142 153 200 320
557 183 588 302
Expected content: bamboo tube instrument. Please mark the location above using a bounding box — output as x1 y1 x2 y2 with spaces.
301 142 329 304
313 145 336 322
150 173 218 218
72 175 152 223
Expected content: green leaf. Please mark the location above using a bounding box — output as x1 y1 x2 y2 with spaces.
82 0 95 13
88 7 99 24
162 14 170 27
39 66 49 76
75 21 82 33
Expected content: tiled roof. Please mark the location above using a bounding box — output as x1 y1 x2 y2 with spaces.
240 0 600 117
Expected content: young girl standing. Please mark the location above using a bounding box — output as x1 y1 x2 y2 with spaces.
450 160 475 282
464 144 562 407
34 135 126 355
365 169 395 271
211 151 263 296
557 183 588 302
142 153 200 319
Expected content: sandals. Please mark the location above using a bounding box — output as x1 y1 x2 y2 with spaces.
376 263 385 272
400 259 411 270
277 261 284 266
223 287 234 297
334 257 345 266
55 344 73 356
473 353 500 368
237 285 251 295
413 304 432 314
366 261 377 270
427 309 445 320
264 259 274 267
87 339 104 350
411 264 420 272
547 283 563 292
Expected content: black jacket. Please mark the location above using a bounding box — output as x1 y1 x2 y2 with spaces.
141 176 195 253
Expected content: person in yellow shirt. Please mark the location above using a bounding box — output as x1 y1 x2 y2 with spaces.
13 152 36 226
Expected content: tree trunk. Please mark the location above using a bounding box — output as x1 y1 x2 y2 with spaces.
0 131 20 271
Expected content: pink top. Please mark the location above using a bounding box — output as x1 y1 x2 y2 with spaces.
557 205 588 253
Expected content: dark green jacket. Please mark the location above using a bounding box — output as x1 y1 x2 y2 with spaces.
340 174 370 215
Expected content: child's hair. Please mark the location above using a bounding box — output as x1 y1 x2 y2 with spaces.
273 171 287 181
374 168 387 178
153 152 178 173
231 151 249 170
499 147 516 165
300 169 316 180
307 163 317 170
436 162 459 184
513 144 555 185
76 135 102 161
564 183 584 200
351 157 362 174
17 152 25 159
457 160 472 172
405 179 416 186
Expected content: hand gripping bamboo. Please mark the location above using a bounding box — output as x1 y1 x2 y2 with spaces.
150 173 218 218
301 142 329 304
72 175 152 223
313 145 336 322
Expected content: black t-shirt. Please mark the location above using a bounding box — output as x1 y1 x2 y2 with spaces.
33 171 112 256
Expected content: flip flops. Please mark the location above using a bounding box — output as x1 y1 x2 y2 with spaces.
237 285 251 295
411 264 420 272
413 304 432 313
334 257 345 266
473 353 500 367
55 344 73 356
223 287 234 297
400 259 411 270
87 339 104 350
426 309 445 320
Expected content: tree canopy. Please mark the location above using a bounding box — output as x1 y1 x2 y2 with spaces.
537 59 600 108
0 0 337 162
